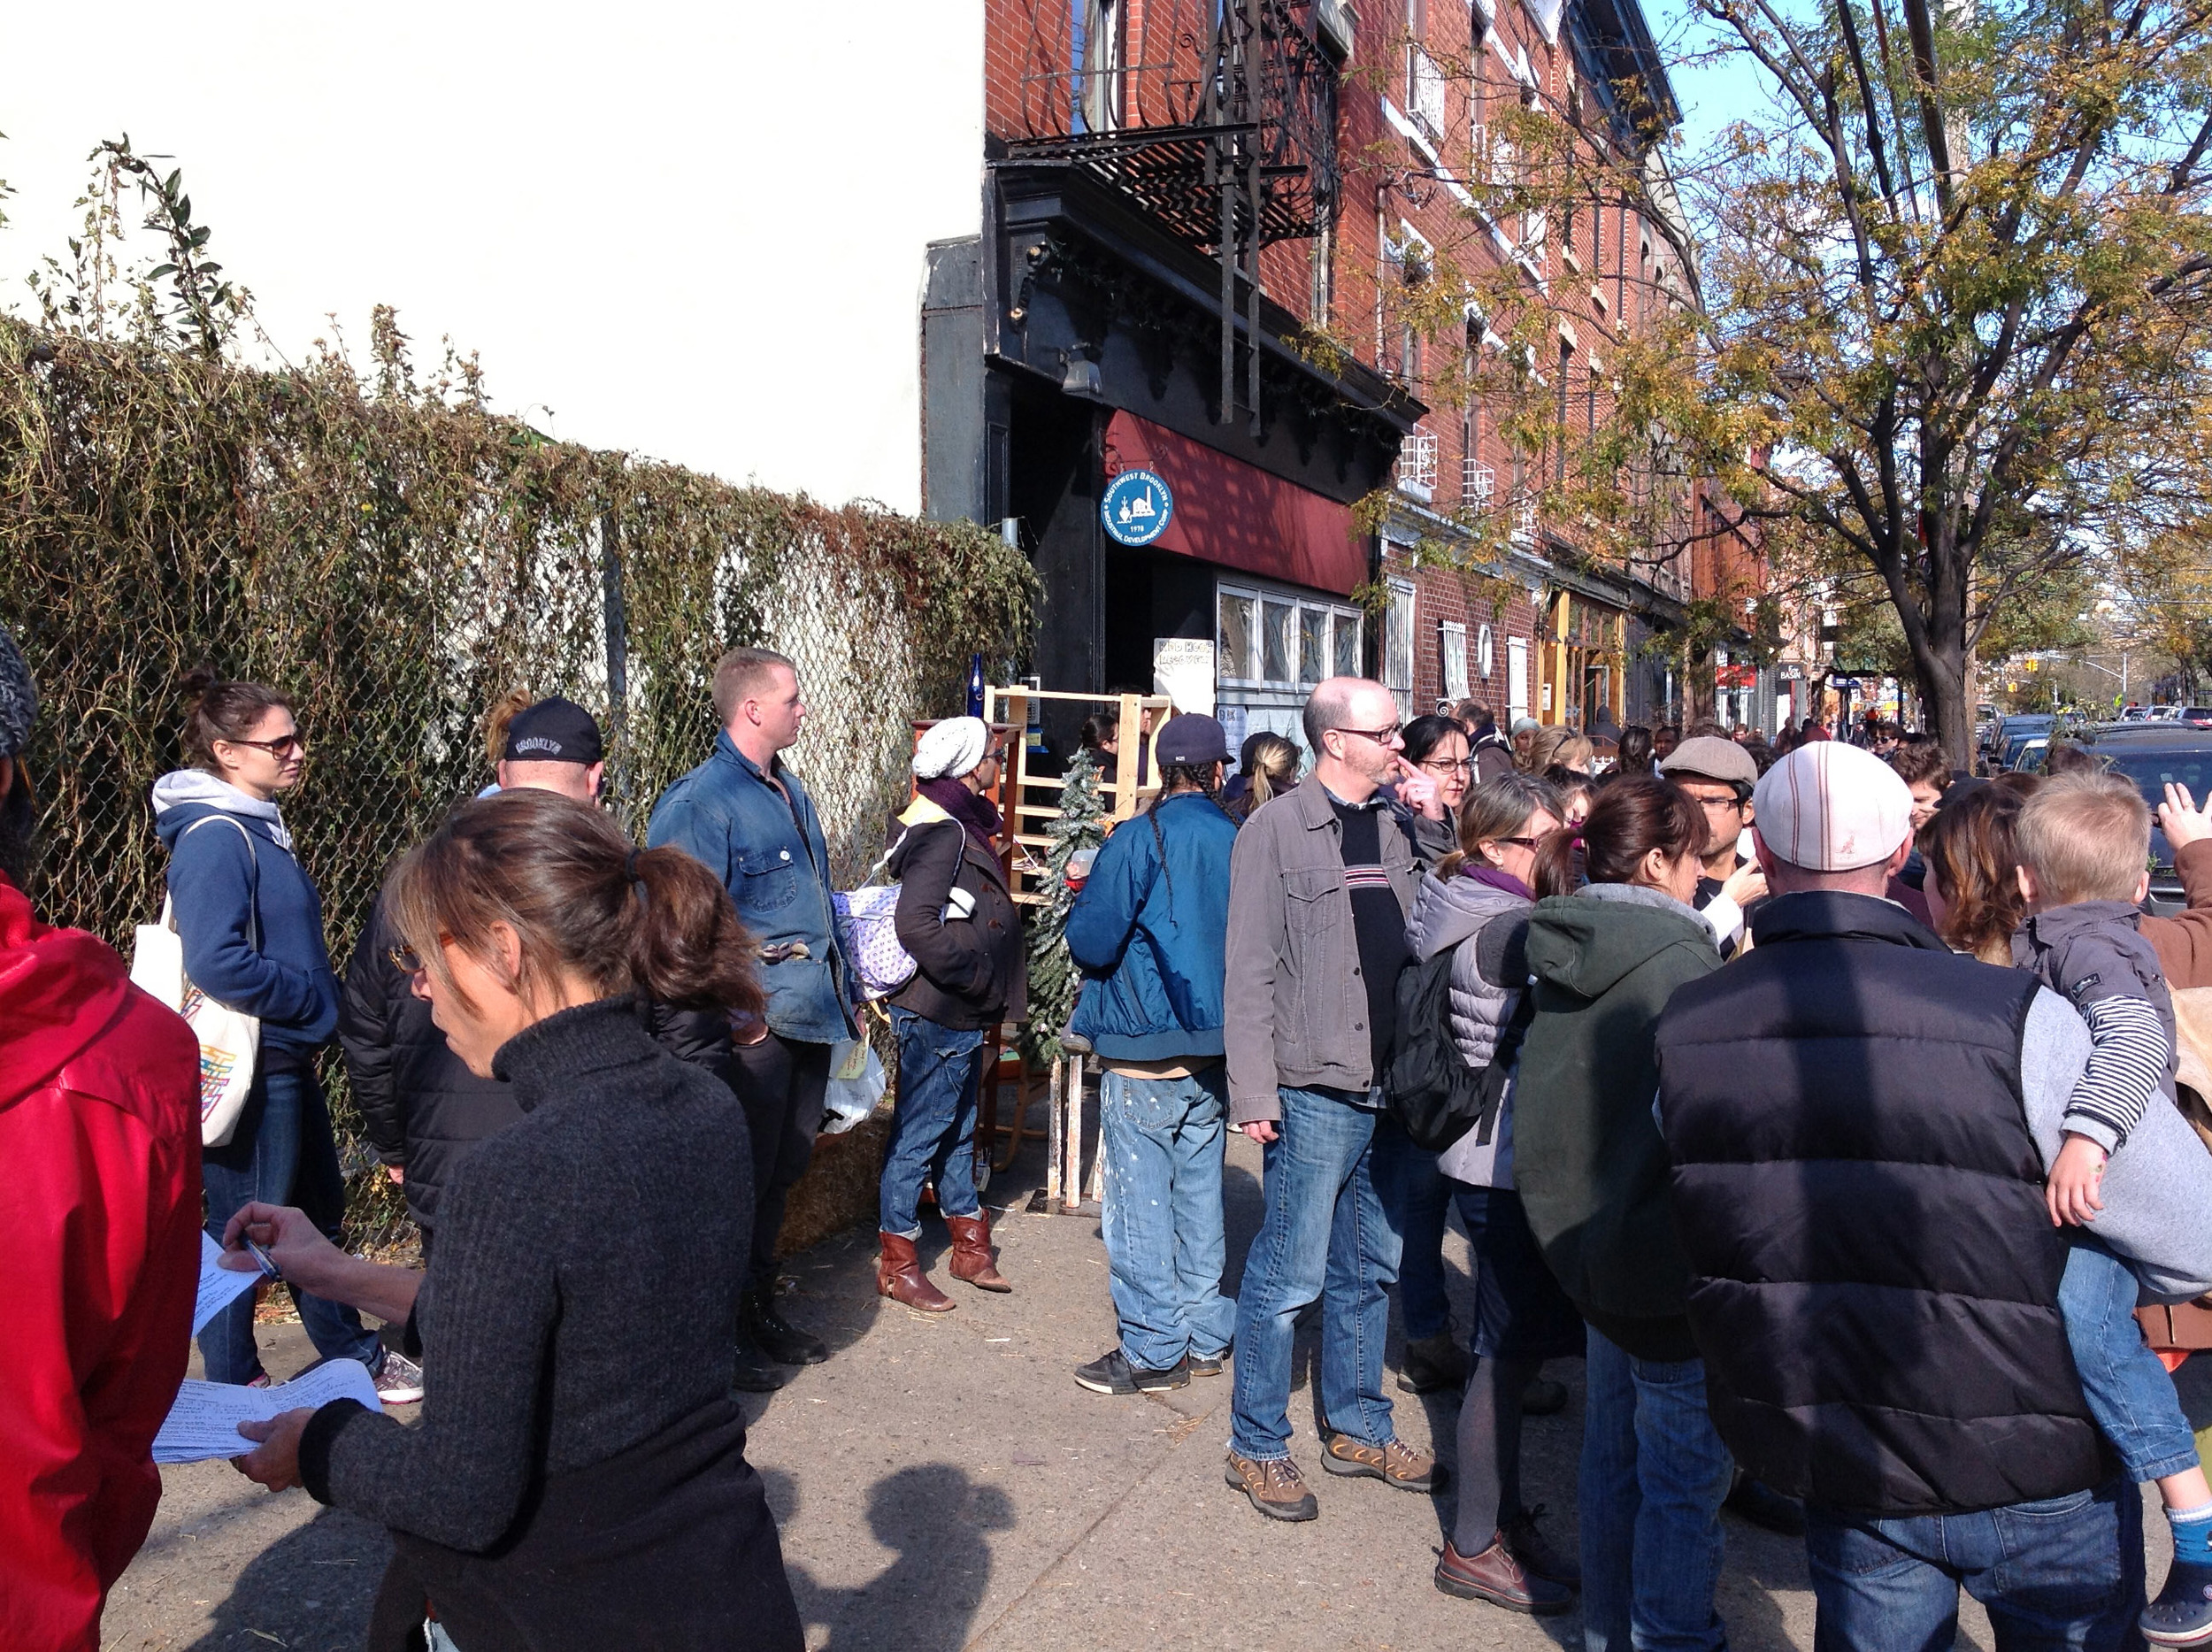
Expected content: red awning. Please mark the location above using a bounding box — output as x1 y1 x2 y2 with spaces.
1102 411 1367 597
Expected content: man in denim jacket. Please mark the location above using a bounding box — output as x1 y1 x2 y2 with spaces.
649 646 855 1388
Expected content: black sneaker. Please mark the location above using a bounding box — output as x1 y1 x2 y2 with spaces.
731 1331 788 1393
744 1287 829 1365
1189 1345 1231 1378
1074 1348 1189 1395
1399 1331 1470 1395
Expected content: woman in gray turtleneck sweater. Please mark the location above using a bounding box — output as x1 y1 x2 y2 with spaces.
221 789 800 1651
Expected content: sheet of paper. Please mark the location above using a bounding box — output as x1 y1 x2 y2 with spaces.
192 1231 263 1334
153 1358 383 1464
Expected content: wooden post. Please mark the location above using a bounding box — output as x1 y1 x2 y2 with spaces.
1045 1056 1065 1210
1061 1053 1086 1212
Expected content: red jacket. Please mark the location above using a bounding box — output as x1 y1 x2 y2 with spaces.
0 872 201 1652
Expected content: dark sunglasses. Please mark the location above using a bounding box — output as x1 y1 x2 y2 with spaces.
1488 835 1543 850
227 733 307 758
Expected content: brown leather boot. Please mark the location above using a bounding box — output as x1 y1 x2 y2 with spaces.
944 1212 1011 1292
877 1233 954 1312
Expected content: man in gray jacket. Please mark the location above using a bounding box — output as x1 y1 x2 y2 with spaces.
1223 676 1445 1521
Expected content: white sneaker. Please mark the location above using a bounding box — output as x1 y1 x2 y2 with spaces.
374 1350 425 1405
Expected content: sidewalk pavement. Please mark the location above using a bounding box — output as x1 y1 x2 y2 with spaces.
104 1121 2192 1650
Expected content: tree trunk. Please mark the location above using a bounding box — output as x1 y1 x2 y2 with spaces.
1912 621 1973 768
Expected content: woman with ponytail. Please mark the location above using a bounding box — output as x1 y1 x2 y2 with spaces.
219 788 801 1651
1508 778 1732 1649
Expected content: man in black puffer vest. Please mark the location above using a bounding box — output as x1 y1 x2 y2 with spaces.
1655 741 2203 1649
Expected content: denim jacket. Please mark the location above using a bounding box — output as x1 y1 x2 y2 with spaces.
647 731 854 1044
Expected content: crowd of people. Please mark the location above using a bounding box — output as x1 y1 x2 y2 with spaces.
5 612 2212 1650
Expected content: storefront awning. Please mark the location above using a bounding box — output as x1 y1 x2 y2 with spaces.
1102 411 1367 597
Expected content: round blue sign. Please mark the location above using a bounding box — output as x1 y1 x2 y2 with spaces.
1102 469 1173 546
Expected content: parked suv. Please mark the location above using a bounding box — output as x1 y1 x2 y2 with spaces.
2070 724 2212 911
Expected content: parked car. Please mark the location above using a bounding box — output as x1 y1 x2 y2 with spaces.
2179 707 2212 728
1993 714 2055 771
2068 724 2212 911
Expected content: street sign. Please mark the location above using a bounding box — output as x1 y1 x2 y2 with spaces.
1102 469 1173 546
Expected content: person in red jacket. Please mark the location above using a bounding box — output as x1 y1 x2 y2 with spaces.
0 626 202 1652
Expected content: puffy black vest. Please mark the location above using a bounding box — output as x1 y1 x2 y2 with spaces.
1655 891 2108 1515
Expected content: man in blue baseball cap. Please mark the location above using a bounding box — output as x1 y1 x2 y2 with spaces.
1064 714 1241 1395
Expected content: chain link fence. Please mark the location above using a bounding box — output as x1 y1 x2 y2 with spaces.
0 319 1033 1246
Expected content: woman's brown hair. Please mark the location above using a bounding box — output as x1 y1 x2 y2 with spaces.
1922 780 2037 964
1436 774 1563 880
1532 775 1704 898
387 788 764 1016
179 667 293 772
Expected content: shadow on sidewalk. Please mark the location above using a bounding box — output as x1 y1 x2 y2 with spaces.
770 1464 1015 1650
180 1505 391 1652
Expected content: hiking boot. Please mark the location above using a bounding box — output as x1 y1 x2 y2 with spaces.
743 1287 828 1365
945 1212 1010 1292
1073 1348 1188 1395
877 1232 955 1313
1225 1452 1318 1522
1434 1533 1574 1615
373 1350 426 1406
2144 1558 2212 1647
730 1338 787 1393
1502 1503 1579 1587
1321 1432 1445 1494
1724 1470 1807 1537
1188 1345 1230 1378
1522 1375 1569 1416
1398 1331 1471 1395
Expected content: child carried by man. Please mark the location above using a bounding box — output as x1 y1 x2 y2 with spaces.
2016 772 2212 1648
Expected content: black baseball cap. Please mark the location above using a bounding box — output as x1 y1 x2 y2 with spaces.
1156 713 1232 767
502 696 603 765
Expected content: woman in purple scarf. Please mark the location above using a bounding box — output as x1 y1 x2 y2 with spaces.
875 717 1025 1311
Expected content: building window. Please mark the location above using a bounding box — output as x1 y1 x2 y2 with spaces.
1507 635 1531 722
1385 578 1417 716
1440 620 1471 699
1310 216 1334 327
1398 426 1439 501
1219 581 1363 689
1478 622 1495 680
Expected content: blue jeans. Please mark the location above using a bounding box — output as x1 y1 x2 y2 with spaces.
2060 1237 2200 1482
879 1010 985 1237
1099 1066 1235 1372
1804 1479 2144 1650
1229 1086 1402 1462
198 1063 381 1385
1580 1326 1734 1652
1374 1122 1454 1342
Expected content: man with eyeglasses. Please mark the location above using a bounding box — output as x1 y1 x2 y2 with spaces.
1660 735 1770 957
1222 675 1448 1522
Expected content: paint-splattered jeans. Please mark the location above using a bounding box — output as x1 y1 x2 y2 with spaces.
1099 1064 1237 1372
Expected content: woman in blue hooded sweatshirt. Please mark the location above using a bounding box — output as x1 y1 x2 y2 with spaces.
153 672 416 1401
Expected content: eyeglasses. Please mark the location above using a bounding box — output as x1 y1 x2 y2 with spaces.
1687 792 1746 812
1488 835 1543 851
226 733 306 758
1419 757 1473 775
1333 724 1403 745
387 934 453 976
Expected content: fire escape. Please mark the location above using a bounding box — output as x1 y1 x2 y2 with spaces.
1007 0 1341 435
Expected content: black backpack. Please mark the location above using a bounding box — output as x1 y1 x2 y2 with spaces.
1385 942 1529 1153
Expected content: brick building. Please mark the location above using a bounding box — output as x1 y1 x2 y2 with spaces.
926 0 1769 755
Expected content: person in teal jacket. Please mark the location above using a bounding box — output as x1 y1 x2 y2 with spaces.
1064 715 1239 1395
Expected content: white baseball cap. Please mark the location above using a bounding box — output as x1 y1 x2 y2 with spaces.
1751 741 1914 872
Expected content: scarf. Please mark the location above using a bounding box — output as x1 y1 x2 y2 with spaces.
916 775 1002 848
1460 863 1533 901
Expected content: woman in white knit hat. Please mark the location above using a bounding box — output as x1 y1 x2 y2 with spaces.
876 717 1025 1310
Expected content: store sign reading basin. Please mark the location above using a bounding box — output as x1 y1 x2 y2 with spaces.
1102 469 1173 547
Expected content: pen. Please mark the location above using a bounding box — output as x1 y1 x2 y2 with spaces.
243 1239 281 1281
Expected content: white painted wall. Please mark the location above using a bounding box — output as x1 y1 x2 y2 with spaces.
0 3 983 514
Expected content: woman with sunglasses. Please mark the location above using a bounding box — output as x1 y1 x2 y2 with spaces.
152 672 416 1402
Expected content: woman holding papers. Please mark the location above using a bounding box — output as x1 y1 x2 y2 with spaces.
224 788 802 1651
